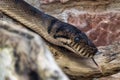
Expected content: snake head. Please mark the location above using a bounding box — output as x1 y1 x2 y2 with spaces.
53 21 98 58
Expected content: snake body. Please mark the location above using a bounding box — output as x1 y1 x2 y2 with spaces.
0 0 98 58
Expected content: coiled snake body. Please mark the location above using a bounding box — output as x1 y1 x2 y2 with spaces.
0 0 98 63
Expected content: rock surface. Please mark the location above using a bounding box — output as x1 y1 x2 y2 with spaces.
67 11 120 47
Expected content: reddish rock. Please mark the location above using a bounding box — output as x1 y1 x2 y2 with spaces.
40 0 69 4
67 12 120 47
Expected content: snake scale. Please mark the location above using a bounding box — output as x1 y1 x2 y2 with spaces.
0 0 98 65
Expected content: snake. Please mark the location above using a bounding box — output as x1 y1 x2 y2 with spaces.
0 0 98 65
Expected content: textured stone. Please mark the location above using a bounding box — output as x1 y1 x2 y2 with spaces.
40 0 120 14
66 11 120 47
40 0 69 4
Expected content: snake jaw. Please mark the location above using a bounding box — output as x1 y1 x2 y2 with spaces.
59 38 97 58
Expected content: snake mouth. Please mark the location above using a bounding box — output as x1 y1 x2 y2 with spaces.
63 40 96 58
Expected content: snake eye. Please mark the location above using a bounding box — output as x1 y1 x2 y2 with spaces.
74 37 80 43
